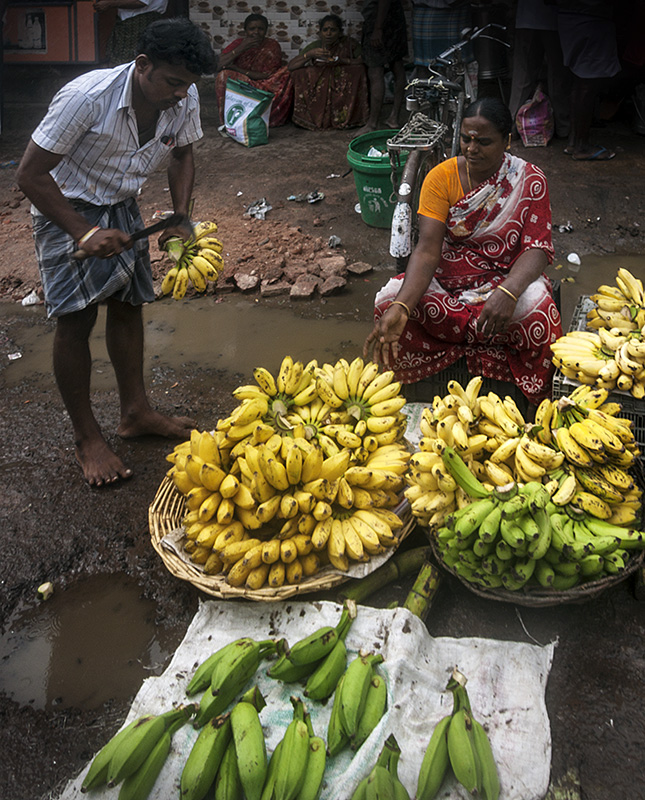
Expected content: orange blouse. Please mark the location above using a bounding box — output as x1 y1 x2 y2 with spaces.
418 157 468 222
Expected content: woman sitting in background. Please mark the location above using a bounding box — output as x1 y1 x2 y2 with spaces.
288 14 368 130
215 13 293 127
363 97 562 405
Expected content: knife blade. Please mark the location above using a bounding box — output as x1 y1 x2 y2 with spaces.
72 212 187 260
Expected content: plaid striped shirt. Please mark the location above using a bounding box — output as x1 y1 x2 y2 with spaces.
31 62 203 205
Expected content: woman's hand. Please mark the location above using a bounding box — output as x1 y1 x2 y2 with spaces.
363 304 409 367
476 289 516 339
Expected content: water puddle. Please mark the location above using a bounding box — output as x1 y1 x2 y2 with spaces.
0 574 179 711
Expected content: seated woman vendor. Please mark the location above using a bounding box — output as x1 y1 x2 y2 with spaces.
288 14 368 130
215 13 293 127
363 97 562 404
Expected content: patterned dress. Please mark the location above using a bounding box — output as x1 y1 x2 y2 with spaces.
374 153 562 403
291 36 368 130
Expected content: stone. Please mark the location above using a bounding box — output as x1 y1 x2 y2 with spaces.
317 255 348 278
290 275 321 298
319 275 347 296
347 261 373 275
260 280 292 297
234 272 260 291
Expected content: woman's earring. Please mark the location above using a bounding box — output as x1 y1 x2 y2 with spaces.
507 133 512 151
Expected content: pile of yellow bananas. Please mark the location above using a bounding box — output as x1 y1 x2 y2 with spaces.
406 379 640 531
405 376 530 527
586 267 645 333
165 356 410 590
551 268 645 398
161 220 224 300
551 329 645 398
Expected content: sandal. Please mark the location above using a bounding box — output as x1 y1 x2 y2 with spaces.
571 145 616 161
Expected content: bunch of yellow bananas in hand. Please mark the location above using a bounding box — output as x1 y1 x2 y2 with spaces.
160 220 225 300
164 356 410 591
551 328 645 398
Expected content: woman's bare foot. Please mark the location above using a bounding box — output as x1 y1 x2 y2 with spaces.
117 409 195 439
75 437 133 487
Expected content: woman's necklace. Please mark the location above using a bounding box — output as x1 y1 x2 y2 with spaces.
465 159 473 193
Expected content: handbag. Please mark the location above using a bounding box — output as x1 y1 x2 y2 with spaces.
223 78 274 148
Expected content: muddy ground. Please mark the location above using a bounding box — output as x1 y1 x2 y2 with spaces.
0 72 644 800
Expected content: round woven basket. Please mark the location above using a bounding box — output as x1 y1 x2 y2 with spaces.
148 476 416 601
426 536 644 607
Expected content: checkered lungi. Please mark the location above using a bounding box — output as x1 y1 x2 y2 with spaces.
32 197 155 319
412 4 472 67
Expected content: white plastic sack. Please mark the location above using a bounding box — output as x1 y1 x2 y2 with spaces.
61 600 555 800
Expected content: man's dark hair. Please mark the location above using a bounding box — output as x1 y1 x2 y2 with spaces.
319 14 344 33
463 96 513 137
244 13 269 31
138 18 217 75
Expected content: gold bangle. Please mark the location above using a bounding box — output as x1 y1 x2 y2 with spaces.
497 285 518 303
389 300 411 317
78 226 101 246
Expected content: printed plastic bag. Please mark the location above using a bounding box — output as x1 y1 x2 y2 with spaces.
223 78 274 147
516 85 554 147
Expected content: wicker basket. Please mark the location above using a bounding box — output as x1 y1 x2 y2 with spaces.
148 476 417 601
426 536 644 607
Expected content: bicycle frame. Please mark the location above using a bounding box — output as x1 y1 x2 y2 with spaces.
386 23 508 262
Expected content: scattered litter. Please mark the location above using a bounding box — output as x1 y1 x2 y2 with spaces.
354 202 362 214
287 191 325 203
326 173 341 179
367 146 384 157
243 198 272 220
237 191 243 196
152 209 174 220
558 221 573 233
562 276 576 283
328 235 342 248
567 252 581 269
8 352 22 361
21 289 39 306
1 160 17 168
37 582 54 600
554 263 563 270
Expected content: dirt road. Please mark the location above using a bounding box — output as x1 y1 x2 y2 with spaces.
0 85 644 800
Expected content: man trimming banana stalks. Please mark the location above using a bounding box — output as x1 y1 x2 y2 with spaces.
17 19 216 486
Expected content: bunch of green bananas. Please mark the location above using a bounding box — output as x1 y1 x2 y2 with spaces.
188 638 277 728
327 651 386 756
81 704 195 797
160 220 225 300
434 446 645 592
350 734 409 800
180 685 265 800
261 697 327 800
164 356 410 590
416 669 499 800
267 602 355 702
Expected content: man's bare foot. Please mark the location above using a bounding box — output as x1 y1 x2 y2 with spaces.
354 123 377 138
117 409 195 439
384 115 400 129
75 437 133 487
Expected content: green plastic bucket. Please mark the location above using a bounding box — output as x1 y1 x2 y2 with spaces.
347 129 407 229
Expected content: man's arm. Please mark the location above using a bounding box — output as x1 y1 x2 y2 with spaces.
161 143 195 244
16 140 132 256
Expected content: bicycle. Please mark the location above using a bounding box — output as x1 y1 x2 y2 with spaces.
387 23 509 264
